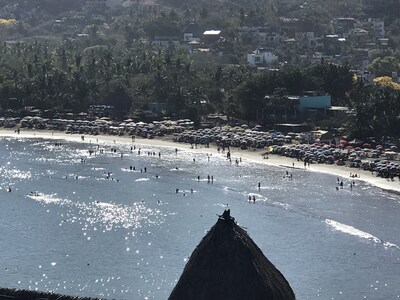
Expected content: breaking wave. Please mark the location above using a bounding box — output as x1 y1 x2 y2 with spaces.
325 219 400 249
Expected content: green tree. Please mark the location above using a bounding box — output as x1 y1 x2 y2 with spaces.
367 56 400 77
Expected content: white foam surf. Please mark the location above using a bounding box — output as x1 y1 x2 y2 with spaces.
325 219 400 249
135 178 150 182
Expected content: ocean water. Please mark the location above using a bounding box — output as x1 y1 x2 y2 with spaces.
0 136 399 300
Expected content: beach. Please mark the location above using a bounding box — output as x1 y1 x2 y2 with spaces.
1 128 399 193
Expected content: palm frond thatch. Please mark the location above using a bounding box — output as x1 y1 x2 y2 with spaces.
169 210 295 300
0 288 102 300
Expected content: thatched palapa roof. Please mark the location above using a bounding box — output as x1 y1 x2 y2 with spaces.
169 210 295 300
0 288 102 300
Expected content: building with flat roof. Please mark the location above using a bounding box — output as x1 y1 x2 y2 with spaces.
203 30 221 44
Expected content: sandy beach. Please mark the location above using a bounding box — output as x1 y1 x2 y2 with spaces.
1 128 399 194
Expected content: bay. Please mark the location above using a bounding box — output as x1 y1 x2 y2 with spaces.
0 137 399 299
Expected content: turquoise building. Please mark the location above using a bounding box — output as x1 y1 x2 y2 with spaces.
297 95 331 112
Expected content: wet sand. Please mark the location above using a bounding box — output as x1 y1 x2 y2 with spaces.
1 128 399 193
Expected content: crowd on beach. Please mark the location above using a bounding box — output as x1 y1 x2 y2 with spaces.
1 115 399 182
172 127 400 181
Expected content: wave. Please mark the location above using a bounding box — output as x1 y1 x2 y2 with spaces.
135 178 150 182
325 219 400 250
27 193 72 205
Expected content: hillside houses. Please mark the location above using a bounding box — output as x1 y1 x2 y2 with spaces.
238 16 388 80
247 49 278 66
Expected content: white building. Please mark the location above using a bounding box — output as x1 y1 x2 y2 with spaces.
247 49 278 66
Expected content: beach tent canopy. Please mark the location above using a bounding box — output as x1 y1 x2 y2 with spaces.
168 210 295 300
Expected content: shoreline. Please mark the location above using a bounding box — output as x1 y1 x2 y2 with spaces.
1 128 399 194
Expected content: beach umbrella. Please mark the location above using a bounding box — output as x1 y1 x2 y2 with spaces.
168 210 295 300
